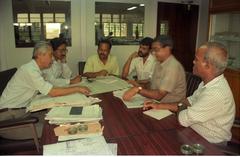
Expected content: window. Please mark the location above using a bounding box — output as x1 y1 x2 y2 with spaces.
159 21 169 35
12 0 71 47
95 2 145 45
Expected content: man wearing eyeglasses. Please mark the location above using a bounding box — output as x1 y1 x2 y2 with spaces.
43 37 81 87
123 35 186 103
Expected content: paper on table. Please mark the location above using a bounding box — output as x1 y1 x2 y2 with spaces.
27 93 101 112
113 88 145 108
71 76 131 95
143 109 173 120
45 104 102 124
108 143 118 155
43 136 113 155
58 132 103 142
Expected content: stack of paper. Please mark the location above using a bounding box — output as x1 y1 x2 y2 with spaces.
27 93 101 112
72 76 132 95
43 136 115 155
143 109 173 120
45 104 103 124
113 88 146 108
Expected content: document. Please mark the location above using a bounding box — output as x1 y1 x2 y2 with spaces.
72 76 131 95
143 109 173 120
113 89 146 108
27 93 101 112
45 104 103 124
43 136 113 155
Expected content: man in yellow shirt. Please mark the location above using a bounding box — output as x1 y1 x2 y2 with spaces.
83 39 119 78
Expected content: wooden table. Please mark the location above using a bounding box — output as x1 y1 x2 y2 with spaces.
41 92 223 155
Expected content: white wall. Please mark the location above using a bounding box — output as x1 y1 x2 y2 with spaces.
0 0 209 74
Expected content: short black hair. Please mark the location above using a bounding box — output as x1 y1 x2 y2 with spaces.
98 39 112 49
153 35 173 50
140 37 153 48
50 37 67 51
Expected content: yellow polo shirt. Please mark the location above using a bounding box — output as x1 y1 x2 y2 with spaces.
83 54 119 76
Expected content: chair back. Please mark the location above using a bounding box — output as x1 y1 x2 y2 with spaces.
0 68 17 95
78 61 86 75
185 72 201 97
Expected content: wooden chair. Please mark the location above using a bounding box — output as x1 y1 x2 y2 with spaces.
185 72 202 97
0 68 40 154
78 61 86 75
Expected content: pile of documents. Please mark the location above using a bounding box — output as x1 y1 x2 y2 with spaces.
72 76 132 95
27 93 101 112
43 135 117 155
45 104 103 124
113 88 146 108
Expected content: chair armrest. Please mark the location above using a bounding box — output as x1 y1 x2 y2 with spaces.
0 116 38 128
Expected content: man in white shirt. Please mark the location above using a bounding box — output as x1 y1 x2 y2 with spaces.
143 42 236 144
0 41 90 139
43 37 81 87
122 37 156 85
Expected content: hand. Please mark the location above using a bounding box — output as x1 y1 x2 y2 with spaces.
78 86 91 95
143 100 157 110
70 75 82 84
98 70 108 76
122 87 139 101
127 80 140 87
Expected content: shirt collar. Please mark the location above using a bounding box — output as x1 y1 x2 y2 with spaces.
202 74 224 88
161 55 173 67
31 59 42 74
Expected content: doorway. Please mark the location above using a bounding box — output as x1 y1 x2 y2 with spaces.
157 2 199 72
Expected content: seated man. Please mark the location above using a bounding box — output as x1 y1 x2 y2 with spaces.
143 42 236 144
122 37 156 86
0 41 90 139
83 39 119 78
123 35 186 103
43 37 81 87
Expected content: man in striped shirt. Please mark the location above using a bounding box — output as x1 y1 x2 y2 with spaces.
143 42 235 144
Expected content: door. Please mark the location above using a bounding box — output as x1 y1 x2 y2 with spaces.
157 2 199 72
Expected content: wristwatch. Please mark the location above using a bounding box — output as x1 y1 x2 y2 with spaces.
137 86 142 93
177 103 183 111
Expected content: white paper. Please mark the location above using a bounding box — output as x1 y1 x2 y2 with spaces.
71 76 131 95
113 88 146 108
27 93 101 112
43 136 113 155
143 109 173 120
45 104 102 124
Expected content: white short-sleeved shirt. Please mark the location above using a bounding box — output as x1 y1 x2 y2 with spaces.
128 54 156 80
42 60 72 87
178 74 235 143
0 60 53 109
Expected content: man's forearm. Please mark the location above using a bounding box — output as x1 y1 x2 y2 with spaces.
139 89 167 100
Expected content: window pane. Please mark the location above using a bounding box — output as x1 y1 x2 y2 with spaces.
43 13 54 23
55 13 65 23
102 14 111 22
95 2 144 45
12 0 71 47
17 13 28 23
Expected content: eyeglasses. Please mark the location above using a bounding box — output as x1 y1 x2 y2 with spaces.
67 124 88 135
56 48 68 53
